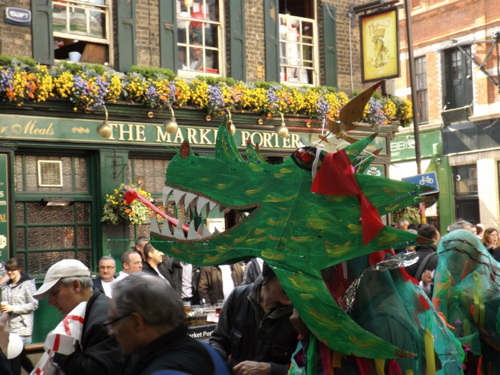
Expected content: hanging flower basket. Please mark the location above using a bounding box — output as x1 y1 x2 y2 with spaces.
101 183 153 226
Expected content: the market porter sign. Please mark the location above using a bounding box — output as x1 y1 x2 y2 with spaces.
0 114 301 150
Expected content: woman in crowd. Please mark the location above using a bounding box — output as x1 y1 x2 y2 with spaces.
481 227 499 255
0 258 38 374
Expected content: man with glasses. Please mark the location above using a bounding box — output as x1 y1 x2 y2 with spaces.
32 259 124 374
108 272 227 375
93 255 116 297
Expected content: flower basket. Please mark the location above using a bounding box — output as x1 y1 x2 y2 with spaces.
101 183 153 226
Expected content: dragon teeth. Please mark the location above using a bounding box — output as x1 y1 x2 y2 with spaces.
184 192 197 208
187 221 199 240
162 186 173 206
196 196 210 215
150 212 160 234
173 189 185 207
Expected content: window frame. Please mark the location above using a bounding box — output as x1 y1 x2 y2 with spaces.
52 0 113 64
176 0 225 78
415 56 428 124
278 12 319 86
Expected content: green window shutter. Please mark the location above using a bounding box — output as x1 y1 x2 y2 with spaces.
159 0 177 71
264 0 280 82
117 0 137 72
31 0 53 65
323 5 338 88
229 0 246 81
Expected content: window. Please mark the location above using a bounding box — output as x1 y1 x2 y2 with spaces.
279 14 316 84
415 56 428 123
453 164 479 225
444 46 473 109
454 164 478 196
14 155 93 276
278 0 318 85
176 0 222 76
53 0 111 64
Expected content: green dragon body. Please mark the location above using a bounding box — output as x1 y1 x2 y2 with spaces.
150 122 447 360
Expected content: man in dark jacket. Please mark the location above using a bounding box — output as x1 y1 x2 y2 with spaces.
405 224 441 296
32 259 124 374
109 272 221 375
209 263 298 375
162 257 201 304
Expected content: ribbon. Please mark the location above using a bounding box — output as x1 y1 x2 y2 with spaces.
311 149 385 245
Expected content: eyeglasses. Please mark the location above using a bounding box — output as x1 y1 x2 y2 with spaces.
103 312 132 332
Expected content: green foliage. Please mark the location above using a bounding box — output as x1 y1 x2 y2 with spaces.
193 75 236 86
129 65 176 81
391 206 421 227
0 54 36 67
57 61 106 75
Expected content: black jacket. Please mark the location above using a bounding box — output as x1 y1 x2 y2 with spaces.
162 258 201 303
405 244 439 280
125 324 214 375
209 277 298 375
0 350 12 375
53 289 124 375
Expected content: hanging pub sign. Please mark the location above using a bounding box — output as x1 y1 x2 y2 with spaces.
359 8 400 83
5 7 31 26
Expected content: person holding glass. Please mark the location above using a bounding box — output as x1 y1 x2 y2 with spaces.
0 258 38 375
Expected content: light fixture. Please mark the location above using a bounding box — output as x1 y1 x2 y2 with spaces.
96 105 112 139
277 112 289 138
163 105 178 134
40 198 74 207
226 109 236 135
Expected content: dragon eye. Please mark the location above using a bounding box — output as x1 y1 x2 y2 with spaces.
291 147 323 171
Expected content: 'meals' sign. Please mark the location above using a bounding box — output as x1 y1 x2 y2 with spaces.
5 7 31 26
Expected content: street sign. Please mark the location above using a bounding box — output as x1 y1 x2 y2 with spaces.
402 172 439 195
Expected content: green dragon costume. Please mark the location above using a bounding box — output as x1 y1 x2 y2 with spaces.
147 90 464 374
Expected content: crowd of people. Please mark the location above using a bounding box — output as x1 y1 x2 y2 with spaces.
0 224 499 374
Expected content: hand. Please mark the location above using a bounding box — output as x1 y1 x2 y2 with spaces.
233 360 270 375
0 313 9 354
0 303 13 313
421 270 433 287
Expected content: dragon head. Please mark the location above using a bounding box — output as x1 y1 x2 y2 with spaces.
150 116 440 358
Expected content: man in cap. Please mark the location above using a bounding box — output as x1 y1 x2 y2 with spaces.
209 262 298 375
33 259 124 374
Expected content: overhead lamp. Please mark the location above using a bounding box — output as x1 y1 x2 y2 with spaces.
96 105 113 139
40 198 74 207
163 105 179 134
226 109 236 135
277 112 289 138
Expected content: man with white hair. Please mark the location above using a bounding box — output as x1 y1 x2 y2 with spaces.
33 259 124 374
108 273 227 374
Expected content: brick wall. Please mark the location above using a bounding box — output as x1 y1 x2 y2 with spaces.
0 0 33 58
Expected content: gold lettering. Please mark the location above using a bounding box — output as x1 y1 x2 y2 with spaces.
187 128 199 144
240 131 251 147
172 129 184 143
0 214 6 222
282 135 291 148
117 124 135 141
261 132 273 148
155 126 172 143
136 125 146 141
290 134 300 148
250 133 262 147
199 129 213 145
